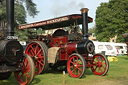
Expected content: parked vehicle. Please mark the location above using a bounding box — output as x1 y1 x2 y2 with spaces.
18 8 109 78
93 41 127 56
93 41 117 56
113 43 127 55
0 0 35 85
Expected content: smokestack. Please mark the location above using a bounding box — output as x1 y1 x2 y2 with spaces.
6 0 14 36
80 8 89 40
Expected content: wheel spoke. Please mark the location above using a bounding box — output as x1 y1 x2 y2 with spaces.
98 67 100 73
74 68 76 75
38 54 44 59
96 56 99 61
30 45 35 54
36 49 42 56
36 62 40 71
93 61 97 65
35 44 39 54
76 57 79 63
37 60 44 66
75 66 82 72
73 57 75 63
35 62 38 67
19 73 24 80
25 72 29 82
102 63 106 65
101 65 106 71
77 64 83 67
24 60 29 69
94 66 98 71
70 65 73 68
30 49 35 56
77 60 81 64
98 56 100 62
101 58 104 62
70 61 75 65
71 69 75 73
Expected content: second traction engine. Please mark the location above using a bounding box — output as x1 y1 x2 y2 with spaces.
0 0 35 84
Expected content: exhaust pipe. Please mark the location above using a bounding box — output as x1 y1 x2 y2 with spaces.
6 0 14 36
80 8 89 40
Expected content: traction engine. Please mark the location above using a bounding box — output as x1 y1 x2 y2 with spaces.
19 8 109 78
0 0 35 84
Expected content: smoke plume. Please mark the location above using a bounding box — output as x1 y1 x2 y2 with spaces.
52 0 85 17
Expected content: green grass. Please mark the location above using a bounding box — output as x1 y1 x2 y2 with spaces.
0 55 128 85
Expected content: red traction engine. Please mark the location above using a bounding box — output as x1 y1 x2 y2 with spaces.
19 8 109 78
0 0 35 84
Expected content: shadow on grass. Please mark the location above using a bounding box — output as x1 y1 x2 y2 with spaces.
0 75 18 85
44 68 94 75
121 56 128 60
31 77 41 85
0 74 41 85
85 68 94 75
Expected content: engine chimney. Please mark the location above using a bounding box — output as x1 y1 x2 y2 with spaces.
80 8 89 40
6 0 14 36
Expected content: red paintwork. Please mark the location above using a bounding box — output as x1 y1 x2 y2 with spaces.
25 42 45 75
14 57 30 85
91 54 107 75
66 42 77 55
67 55 84 78
49 36 78 60
22 13 108 78
50 36 68 47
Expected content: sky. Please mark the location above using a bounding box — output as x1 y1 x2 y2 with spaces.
26 0 109 28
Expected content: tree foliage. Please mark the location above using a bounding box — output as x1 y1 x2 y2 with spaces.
0 0 39 41
88 26 96 33
20 0 39 17
95 0 128 42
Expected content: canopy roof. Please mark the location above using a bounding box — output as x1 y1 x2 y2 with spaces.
18 14 93 30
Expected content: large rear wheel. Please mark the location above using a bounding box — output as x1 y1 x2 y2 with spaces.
91 54 109 76
14 54 35 85
67 53 86 78
25 41 49 74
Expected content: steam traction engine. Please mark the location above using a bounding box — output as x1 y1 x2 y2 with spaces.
19 8 109 78
0 0 35 84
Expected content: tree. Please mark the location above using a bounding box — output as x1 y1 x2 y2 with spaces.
20 0 39 18
0 0 39 41
15 0 39 41
88 26 96 33
95 0 128 42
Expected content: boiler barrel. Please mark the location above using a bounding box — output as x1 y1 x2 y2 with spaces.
67 40 95 55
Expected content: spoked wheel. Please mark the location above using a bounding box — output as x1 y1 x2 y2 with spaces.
14 54 35 85
0 72 12 80
25 41 49 75
67 53 86 78
91 54 109 76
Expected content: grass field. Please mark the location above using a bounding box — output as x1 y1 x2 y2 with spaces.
0 55 128 85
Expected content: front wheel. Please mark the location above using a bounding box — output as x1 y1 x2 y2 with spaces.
14 54 35 85
67 53 86 78
91 54 109 76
